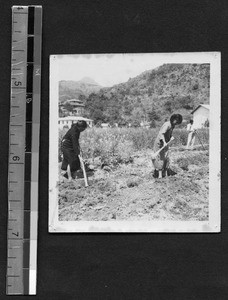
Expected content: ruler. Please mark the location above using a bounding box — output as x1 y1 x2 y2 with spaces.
7 6 42 295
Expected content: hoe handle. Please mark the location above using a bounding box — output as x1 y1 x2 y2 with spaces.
78 154 89 187
152 137 174 160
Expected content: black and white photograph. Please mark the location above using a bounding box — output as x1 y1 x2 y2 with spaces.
49 52 220 232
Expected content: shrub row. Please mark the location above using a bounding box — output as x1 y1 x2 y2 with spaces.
59 127 209 165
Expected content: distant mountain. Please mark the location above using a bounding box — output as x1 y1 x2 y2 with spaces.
59 78 102 102
78 77 100 86
84 63 210 126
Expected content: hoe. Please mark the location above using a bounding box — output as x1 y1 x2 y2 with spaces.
151 137 174 178
78 154 89 187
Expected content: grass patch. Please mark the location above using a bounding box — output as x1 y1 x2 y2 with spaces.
59 127 209 167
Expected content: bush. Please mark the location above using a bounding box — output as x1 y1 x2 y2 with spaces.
195 128 209 146
176 158 189 171
58 127 209 166
173 129 188 146
164 100 172 113
173 128 209 147
187 153 209 165
204 119 209 127
126 178 141 188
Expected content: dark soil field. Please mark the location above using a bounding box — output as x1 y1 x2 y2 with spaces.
58 147 209 221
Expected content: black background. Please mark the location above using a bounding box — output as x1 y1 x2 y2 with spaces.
0 0 228 299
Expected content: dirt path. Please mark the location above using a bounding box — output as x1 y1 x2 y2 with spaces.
58 149 209 221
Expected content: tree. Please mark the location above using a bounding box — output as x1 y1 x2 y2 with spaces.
78 94 86 102
131 119 141 127
148 108 160 128
123 100 133 116
150 119 156 128
64 102 73 112
118 119 127 127
164 99 173 113
148 86 154 96
130 108 144 127
84 92 106 120
59 107 65 117
148 108 160 121
92 109 105 124
204 119 209 127
176 96 193 110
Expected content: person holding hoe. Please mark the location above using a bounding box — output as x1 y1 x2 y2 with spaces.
60 120 87 180
152 114 183 178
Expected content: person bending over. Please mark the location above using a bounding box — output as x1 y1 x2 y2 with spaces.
61 120 87 180
153 114 182 178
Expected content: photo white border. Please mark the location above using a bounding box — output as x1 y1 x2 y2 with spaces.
49 52 221 232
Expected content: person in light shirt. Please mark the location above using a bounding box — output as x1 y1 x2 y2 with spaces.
186 119 196 149
153 114 183 178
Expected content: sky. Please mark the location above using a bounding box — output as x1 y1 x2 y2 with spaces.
55 54 162 87
53 52 217 87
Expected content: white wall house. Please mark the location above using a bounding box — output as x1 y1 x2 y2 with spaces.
191 104 209 128
140 121 150 129
59 99 85 117
58 116 93 129
100 123 110 128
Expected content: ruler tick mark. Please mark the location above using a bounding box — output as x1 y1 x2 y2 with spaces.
9 200 21 202
12 87 26 89
12 92 24 95
12 61 24 66
14 12 28 15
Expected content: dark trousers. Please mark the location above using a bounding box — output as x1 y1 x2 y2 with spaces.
61 147 80 173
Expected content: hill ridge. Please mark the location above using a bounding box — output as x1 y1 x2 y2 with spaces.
84 63 210 126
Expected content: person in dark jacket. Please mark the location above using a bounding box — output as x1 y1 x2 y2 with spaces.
61 120 87 180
